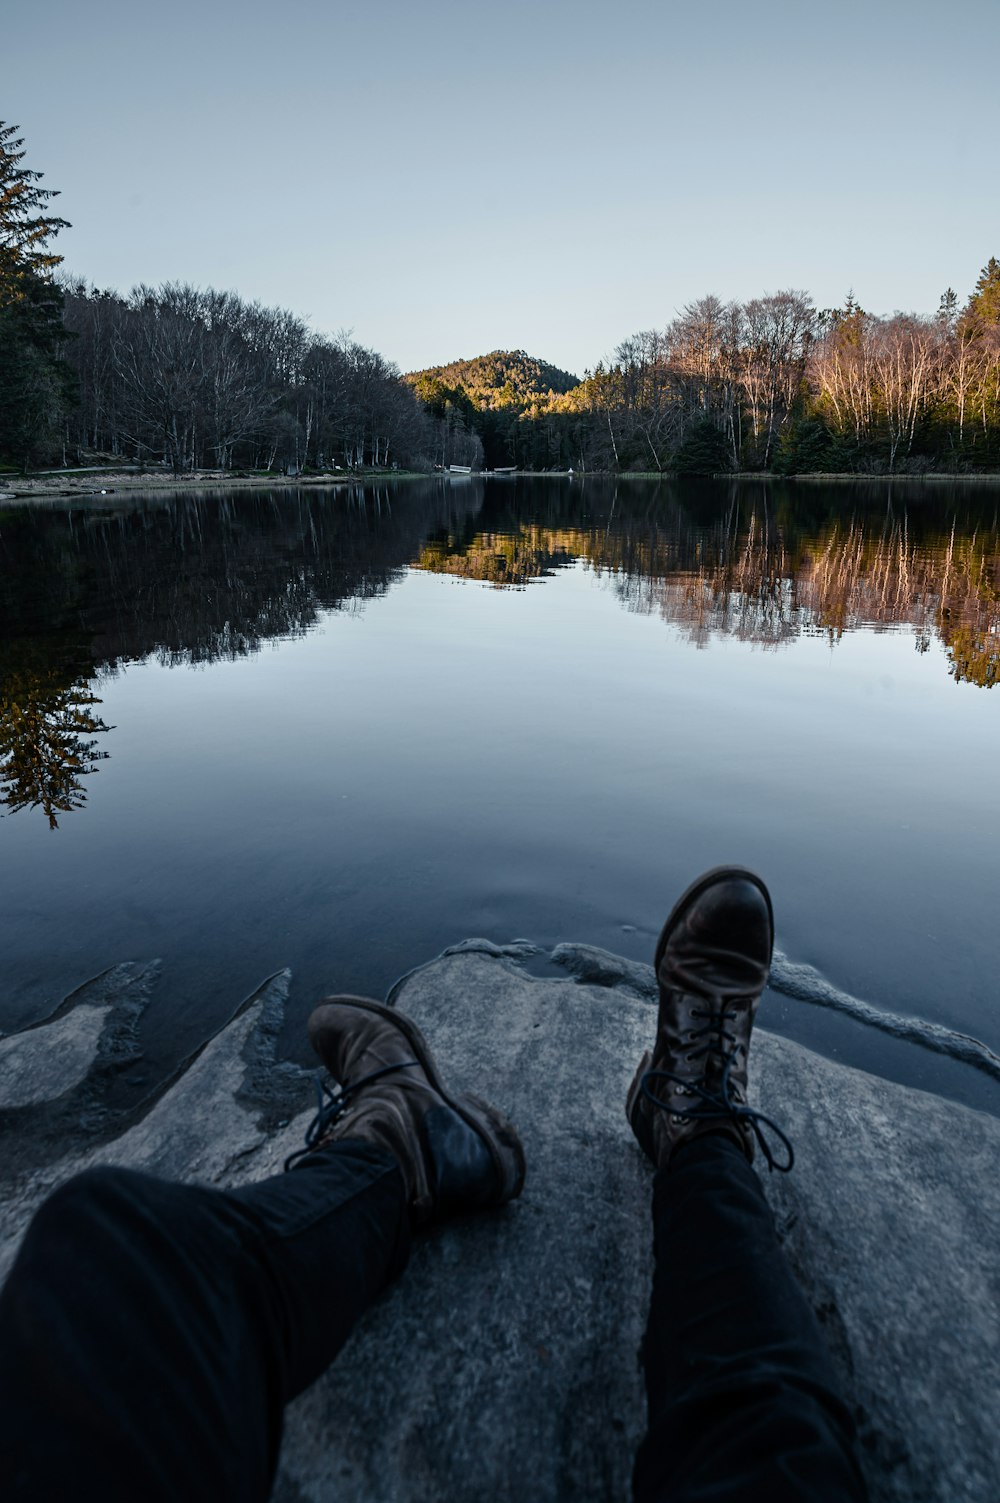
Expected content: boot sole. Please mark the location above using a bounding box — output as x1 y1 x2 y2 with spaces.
625 1049 655 1161
309 995 526 1205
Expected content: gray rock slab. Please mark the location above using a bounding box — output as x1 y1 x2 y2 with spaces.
279 948 655 1503
0 969 312 1286
0 960 160 1183
0 1003 108 1108
752 1027 999 1500
1 943 998 1502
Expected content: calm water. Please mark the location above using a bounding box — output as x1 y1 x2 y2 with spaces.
2 476 999 1112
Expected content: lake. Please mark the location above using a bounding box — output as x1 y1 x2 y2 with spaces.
2 475 999 1114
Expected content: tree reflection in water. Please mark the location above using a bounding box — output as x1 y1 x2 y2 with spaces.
0 643 112 829
2 478 998 827
415 480 1000 688
0 481 483 827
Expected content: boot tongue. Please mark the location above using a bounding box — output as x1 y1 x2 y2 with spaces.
660 946 769 998
341 1015 418 1087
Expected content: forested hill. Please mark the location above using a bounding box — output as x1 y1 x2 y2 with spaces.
6 117 1000 476
404 351 582 413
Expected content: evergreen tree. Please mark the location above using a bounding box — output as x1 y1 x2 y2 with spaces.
772 415 836 474
673 417 731 475
0 122 69 307
0 276 73 467
966 257 1000 326
0 122 72 467
937 288 959 330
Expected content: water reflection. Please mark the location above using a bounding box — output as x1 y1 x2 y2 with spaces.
0 480 483 824
0 480 483 667
0 640 111 828
418 479 1000 686
2 476 998 827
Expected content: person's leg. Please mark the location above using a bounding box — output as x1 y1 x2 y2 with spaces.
632 1134 867 1502
627 867 867 1502
0 1141 409 1503
0 992 525 1503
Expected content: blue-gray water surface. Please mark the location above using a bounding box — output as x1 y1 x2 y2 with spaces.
2 476 999 1113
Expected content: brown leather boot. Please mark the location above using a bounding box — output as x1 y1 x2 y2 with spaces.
626 866 793 1172
290 996 526 1225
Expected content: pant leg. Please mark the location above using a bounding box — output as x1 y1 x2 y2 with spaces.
633 1134 868 1503
0 1140 410 1503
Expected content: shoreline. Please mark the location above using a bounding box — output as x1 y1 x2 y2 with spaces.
3 467 1000 503
0 468 432 501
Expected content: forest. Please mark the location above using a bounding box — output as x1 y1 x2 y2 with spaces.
0 122 482 477
2 121 999 477
408 276 1000 474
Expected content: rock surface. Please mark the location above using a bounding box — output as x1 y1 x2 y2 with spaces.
2 942 998 1502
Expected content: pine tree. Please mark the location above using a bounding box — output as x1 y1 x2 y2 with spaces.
966 257 1000 326
673 417 731 475
937 288 959 330
0 122 70 308
0 123 73 467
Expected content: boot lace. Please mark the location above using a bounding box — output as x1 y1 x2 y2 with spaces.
284 1060 421 1172
640 995 794 1172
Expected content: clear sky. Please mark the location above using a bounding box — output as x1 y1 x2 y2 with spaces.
6 0 999 378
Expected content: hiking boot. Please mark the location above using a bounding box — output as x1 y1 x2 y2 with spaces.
288 995 526 1225
626 866 793 1172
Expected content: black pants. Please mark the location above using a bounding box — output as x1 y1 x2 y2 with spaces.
0 1136 866 1502
633 1136 866 1501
